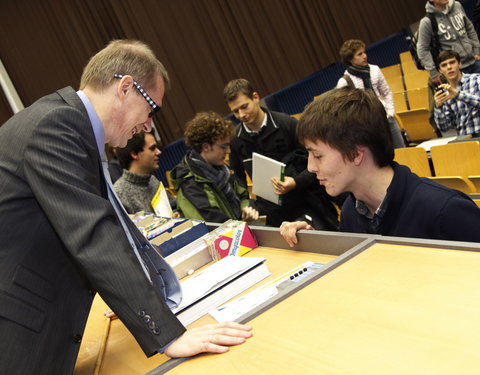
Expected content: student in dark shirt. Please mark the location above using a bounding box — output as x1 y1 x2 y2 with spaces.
280 87 480 247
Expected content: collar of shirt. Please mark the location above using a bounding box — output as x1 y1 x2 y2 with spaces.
355 193 390 232
242 109 268 135
76 90 105 157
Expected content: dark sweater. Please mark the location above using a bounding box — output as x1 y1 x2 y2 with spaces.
340 163 480 242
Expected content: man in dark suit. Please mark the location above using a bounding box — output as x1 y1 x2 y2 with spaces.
0 40 251 374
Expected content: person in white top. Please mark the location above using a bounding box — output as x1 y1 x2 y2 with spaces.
336 39 405 148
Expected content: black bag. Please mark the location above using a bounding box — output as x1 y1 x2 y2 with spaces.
407 13 441 70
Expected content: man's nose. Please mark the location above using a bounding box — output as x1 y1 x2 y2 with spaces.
307 154 316 173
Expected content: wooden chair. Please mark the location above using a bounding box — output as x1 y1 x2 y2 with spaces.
393 91 408 112
165 170 176 197
400 51 419 75
245 172 255 199
407 87 430 110
381 64 402 80
430 141 480 178
428 176 476 194
394 147 432 177
403 70 430 90
384 75 405 93
291 113 302 120
468 175 480 193
396 109 438 143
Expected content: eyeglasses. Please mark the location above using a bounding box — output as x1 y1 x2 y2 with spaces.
214 143 231 150
113 74 160 118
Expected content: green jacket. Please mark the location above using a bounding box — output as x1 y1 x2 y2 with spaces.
171 152 251 222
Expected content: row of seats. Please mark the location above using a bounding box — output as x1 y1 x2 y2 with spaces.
382 51 431 93
294 52 435 145
394 141 480 194
381 52 437 145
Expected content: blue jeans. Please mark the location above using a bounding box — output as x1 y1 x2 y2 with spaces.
388 116 406 148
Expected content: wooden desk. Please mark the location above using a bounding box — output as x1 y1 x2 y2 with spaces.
74 246 335 375
160 242 480 375
76 228 480 375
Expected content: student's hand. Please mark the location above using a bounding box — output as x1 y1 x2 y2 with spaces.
443 83 459 98
475 54 480 60
164 322 252 358
434 84 455 107
271 176 296 195
279 221 313 248
241 206 259 221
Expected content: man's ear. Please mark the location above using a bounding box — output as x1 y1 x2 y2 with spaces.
252 92 261 102
130 151 139 160
117 75 134 98
353 145 366 166
201 142 211 153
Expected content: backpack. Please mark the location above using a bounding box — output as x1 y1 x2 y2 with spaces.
407 13 441 70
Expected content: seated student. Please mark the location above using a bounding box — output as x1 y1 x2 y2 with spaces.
336 39 405 148
280 87 480 247
434 49 480 136
171 111 259 223
114 130 175 215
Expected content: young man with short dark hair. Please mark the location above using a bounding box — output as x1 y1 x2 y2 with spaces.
434 49 480 136
280 87 480 247
114 130 175 214
223 78 340 230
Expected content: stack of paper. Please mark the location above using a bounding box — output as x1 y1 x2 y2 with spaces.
171 256 270 325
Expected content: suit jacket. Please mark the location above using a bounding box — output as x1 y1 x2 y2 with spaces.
0 87 185 374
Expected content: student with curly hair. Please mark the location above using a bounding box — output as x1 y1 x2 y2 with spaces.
171 111 259 222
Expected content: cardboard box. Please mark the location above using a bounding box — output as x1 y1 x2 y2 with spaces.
204 220 258 260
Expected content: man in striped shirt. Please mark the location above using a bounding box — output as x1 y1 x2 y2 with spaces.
434 49 480 136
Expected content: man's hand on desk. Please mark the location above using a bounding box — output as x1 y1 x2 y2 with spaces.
164 322 252 358
279 221 313 248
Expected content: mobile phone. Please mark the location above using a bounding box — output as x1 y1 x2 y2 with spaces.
435 87 447 94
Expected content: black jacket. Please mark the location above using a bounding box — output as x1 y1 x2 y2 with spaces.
340 163 480 241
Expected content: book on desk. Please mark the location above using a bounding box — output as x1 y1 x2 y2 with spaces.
171 256 270 325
